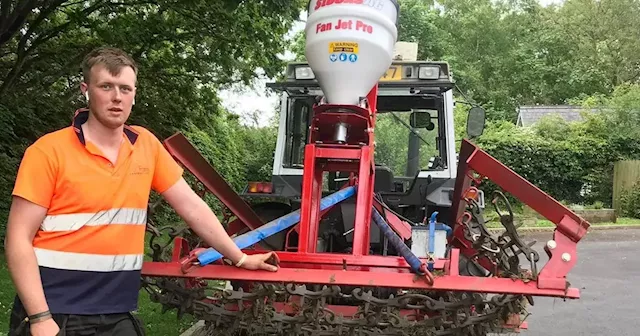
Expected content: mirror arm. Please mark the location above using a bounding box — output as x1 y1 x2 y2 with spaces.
456 100 482 108
389 112 432 146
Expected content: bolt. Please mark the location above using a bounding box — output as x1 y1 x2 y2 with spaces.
562 253 571 262
546 240 557 250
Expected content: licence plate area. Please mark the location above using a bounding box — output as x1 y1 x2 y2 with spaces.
380 65 403 81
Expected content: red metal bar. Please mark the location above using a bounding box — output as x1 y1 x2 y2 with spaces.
171 237 190 261
315 147 361 160
141 258 580 299
225 218 246 236
450 139 590 292
366 84 378 120
351 145 374 256
461 140 589 239
163 133 264 231
373 198 412 240
298 143 322 253
241 251 447 270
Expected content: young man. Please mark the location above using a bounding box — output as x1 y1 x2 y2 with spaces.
4 47 279 336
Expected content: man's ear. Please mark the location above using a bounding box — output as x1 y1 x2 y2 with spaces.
80 82 89 102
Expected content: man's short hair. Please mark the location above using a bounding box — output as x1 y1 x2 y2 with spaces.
82 47 138 83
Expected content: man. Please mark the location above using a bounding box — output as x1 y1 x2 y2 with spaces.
4 46 279 336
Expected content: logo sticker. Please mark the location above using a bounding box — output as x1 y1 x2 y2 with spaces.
349 54 358 62
339 53 348 62
330 54 338 62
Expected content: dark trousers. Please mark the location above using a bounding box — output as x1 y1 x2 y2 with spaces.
8 296 146 336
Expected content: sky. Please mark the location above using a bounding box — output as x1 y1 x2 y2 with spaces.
219 0 564 127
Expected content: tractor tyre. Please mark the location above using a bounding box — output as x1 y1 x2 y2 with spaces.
248 201 293 251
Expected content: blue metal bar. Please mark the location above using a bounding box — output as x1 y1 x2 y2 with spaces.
371 207 423 274
196 186 357 266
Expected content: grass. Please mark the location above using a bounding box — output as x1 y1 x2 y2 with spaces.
0 254 14 335
0 253 196 336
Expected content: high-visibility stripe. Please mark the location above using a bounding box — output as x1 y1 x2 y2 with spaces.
34 247 143 272
34 224 146 255
41 208 147 232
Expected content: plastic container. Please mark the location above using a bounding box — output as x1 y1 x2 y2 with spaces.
305 0 399 105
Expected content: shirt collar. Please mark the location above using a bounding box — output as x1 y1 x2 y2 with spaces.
72 108 139 146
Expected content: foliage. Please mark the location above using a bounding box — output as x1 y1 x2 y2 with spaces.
0 0 306 240
618 180 640 219
472 84 640 208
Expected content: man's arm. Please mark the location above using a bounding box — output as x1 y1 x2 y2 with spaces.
5 144 57 320
161 177 245 264
4 196 51 316
148 129 277 271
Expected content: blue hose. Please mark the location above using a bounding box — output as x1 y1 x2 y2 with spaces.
371 207 424 274
428 212 438 271
196 186 357 266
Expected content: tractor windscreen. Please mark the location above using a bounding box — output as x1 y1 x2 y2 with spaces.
281 94 446 178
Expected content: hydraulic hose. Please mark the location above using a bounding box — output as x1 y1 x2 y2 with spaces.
371 206 424 275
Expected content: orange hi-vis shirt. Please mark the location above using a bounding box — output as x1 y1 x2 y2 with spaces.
12 108 184 315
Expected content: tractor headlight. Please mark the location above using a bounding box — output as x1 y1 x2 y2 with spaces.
418 65 440 79
295 66 315 79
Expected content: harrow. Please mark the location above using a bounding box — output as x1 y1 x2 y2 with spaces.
140 135 588 336
139 1 589 335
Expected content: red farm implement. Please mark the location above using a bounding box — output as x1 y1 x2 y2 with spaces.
139 1 590 335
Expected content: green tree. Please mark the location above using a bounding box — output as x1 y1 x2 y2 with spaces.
0 0 306 238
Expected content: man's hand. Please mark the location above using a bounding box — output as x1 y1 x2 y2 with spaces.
239 252 280 272
29 318 60 336
162 179 284 271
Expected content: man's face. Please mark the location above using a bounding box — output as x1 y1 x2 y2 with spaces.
81 64 136 129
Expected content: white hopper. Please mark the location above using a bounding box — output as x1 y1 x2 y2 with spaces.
305 0 399 106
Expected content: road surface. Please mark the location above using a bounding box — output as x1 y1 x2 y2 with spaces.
513 228 640 336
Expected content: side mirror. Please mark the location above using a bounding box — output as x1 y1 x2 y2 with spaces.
410 111 435 130
466 106 486 138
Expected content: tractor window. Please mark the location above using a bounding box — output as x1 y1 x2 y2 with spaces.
374 110 443 178
283 96 315 167
281 94 447 177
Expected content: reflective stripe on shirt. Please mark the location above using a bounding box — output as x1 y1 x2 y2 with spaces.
40 208 147 231
34 247 143 272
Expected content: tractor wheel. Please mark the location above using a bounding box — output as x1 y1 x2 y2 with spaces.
248 201 292 251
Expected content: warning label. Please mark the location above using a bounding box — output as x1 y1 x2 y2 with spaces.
329 42 359 54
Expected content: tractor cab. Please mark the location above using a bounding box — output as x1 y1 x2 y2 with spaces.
253 55 484 221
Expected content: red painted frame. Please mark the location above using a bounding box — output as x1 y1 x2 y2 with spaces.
142 83 589 333
146 89 588 300
450 139 591 292
143 242 579 298
297 86 379 255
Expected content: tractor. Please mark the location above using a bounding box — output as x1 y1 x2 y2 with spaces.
140 1 590 335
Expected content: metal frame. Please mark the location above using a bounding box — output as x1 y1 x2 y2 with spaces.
143 243 578 299
140 80 588 334
296 85 379 255
450 138 590 292
142 95 587 302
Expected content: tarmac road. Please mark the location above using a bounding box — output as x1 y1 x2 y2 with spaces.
511 228 640 336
